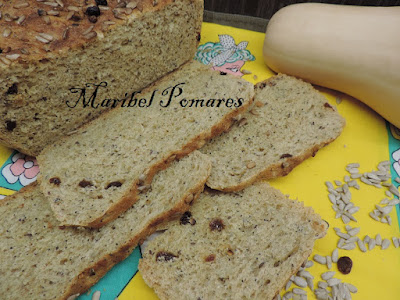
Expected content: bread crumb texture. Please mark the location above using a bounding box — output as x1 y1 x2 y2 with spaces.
0 0 203 156
0 151 211 300
139 182 327 300
201 74 345 191
37 61 254 227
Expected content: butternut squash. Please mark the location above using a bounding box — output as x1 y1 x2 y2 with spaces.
263 3 400 127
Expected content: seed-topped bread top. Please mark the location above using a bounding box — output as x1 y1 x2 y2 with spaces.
0 0 172 67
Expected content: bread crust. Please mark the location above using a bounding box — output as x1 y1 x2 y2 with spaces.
0 153 211 300
204 74 346 192
0 0 204 156
62 174 208 299
37 61 254 228
208 141 339 192
138 183 328 300
0 0 174 64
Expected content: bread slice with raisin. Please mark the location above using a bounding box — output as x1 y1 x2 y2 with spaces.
37 61 254 228
0 151 211 300
0 0 203 156
200 74 345 191
139 183 327 300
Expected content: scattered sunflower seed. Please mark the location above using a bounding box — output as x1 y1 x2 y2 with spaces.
357 238 367 252
305 260 314 268
381 239 390 250
327 278 341 287
393 237 399 248
368 238 376 250
332 248 339 263
293 276 307 288
314 255 327 265
346 283 358 293
292 288 307 295
326 256 332 269
375 234 382 246
321 271 335 281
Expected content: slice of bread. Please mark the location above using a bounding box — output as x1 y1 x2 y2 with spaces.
37 61 254 228
201 74 345 191
0 0 203 156
0 151 211 300
139 183 328 300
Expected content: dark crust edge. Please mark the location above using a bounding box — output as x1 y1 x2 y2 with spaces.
206 75 346 192
60 158 211 300
207 137 343 192
0 156 211 300
36 61 254 228
137 185 328 300
0 0 205 157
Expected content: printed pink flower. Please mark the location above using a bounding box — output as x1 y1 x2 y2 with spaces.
1 153 39 186
212 60 245 77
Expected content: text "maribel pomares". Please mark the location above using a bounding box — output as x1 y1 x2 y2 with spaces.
66 82 244 109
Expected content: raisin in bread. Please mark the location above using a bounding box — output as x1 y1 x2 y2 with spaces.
0 151 211 300
0 0 203 156
201 74 345 191
139 183 328 300
37 61 254 228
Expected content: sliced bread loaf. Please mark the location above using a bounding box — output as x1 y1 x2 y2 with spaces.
37 61 254 228
139 183 328 300
0 0 203 156
0 151 211 300
201 74 345 191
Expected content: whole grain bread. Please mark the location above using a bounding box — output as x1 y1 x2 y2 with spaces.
0 0 203 156
201 74 345 191
37 61 254 228
139 182 328 300
0 151 211 300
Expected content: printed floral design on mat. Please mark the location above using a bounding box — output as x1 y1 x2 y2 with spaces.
392 148 400 177
195 34 255 77
1 152 39 186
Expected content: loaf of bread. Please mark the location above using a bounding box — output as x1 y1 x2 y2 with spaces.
201 74 345 191
0 151 211 300
0 0 203 156
37 61 254 228
139 182 328 300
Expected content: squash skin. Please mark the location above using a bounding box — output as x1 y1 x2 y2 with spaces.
263 3 400 128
